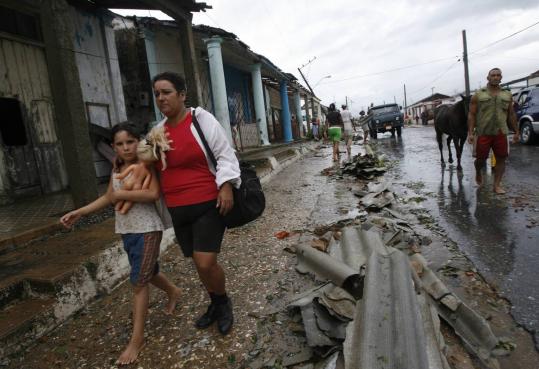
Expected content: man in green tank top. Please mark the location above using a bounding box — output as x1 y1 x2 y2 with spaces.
467 68 519 194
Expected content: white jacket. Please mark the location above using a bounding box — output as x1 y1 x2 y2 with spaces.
157 107 241 189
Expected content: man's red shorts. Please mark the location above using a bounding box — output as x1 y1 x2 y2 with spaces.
475 133 508 161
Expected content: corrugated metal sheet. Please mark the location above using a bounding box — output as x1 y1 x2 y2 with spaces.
295 239 363 299
304 226 451 369
411 254 503 368
344 249 430 369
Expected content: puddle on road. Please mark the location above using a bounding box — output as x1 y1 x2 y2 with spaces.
373 127 539 347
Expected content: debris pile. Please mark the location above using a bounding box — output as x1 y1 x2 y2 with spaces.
340 145 388 180
269 182 514 369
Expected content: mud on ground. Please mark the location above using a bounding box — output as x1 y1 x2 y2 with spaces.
6 146 538 369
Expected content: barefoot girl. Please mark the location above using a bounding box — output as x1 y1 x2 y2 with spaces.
60 123 181 365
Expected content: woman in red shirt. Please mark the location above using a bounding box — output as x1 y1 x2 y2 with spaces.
152 72 240 335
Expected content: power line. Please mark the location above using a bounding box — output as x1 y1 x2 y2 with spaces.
470 19 539 54
203 12 222 28
408 59 461 96
320 55 459 85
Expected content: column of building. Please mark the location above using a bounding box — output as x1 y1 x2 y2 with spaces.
204 36 233 145
41 0 98 206
250 64 270 145
279 80 293 142
294 89 303 137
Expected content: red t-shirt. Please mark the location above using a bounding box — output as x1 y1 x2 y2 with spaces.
158 112 218 207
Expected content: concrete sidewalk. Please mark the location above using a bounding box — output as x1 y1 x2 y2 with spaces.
0 139 318 360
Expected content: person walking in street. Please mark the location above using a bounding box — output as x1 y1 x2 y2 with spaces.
359 110 369 144
152 72 240 335
311 117 319 140
60 123 182 365
326 103 344 161
467 67 519 194
341 104 355 159
421 109 428 125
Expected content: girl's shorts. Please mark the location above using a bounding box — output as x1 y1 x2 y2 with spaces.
121 231 162 286
328 127 342 142
168 199 225 257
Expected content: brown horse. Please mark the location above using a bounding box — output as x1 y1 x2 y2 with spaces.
434 96 470 171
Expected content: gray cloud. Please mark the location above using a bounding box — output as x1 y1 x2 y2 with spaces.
114 1 539 113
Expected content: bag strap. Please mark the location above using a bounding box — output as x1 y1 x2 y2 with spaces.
191 110 218 168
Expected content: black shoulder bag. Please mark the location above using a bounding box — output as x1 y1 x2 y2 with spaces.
192 113 265 228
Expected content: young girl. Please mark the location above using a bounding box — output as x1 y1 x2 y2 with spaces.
60 123 181 366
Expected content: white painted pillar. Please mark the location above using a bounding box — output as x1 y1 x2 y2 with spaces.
294 90 303 137
204 36 233 145
250 63 270 145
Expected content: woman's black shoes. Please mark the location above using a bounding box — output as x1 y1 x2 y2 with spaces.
195 303 217 329
216 299 233 335
195 299 233 335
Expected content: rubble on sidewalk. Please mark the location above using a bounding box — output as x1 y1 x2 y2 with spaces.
265 163 513 369
340 145 388 180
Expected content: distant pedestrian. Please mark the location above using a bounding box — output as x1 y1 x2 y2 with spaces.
421 110 428 125
326 103 344 161
414 114 419 125
60 123 182 365
311 117 319 139
468 67 519 194
341 104 355 159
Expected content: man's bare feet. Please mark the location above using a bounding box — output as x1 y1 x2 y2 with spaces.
493 186 506 194
475 172 483 186
117 340 144 366
165 287 182 315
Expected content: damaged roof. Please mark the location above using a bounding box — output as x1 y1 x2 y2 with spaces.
78 0 211 12
193 24 314 96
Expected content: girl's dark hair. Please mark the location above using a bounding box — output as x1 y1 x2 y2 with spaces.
110 122 141 172
111 122 141 141
152 72 187 92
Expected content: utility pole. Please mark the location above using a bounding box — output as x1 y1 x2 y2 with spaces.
298 68 315 95
403 84 407 110
345 96 348 107
297 57 317 95
462 30 471 97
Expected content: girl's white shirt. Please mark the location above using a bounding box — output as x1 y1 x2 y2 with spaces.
112 174 165 234
156 107 241 189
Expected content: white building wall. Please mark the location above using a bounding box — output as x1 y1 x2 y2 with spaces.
528 76 539 86
71 8 128 178
153 28 185 77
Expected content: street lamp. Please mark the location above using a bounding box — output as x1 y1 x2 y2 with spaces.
314 75 331 88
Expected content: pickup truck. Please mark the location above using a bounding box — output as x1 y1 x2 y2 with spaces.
368 103 404 139
513 86 539 144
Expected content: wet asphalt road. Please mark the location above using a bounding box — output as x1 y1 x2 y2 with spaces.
371 125 539 342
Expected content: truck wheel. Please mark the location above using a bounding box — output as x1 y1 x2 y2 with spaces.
396 126 402 137
390 128 395 137
520 121 536 144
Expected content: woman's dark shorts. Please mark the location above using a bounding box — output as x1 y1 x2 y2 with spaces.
168 199 225 257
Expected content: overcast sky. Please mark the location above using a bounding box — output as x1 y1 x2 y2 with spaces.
113 0 539 114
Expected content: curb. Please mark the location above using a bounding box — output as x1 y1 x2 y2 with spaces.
0 228 176 359
243 142 318 185
0 222 65 254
